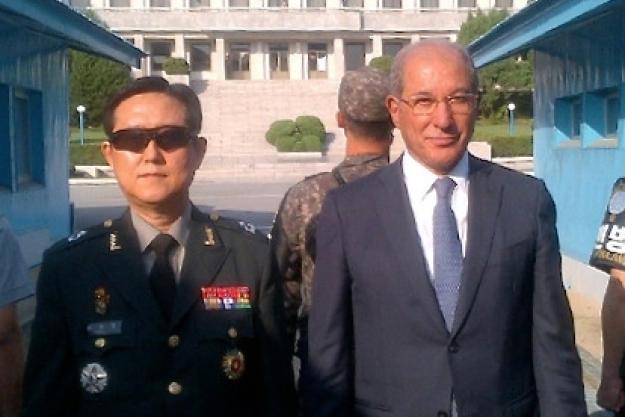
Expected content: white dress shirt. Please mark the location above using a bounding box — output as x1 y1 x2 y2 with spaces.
402 151 470 280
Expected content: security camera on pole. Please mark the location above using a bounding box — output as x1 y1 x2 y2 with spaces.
76 105 86 145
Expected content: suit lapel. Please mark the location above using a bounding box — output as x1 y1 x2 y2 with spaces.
376 160 448 330
103 212 165 324
171 208 230 328
451 156 503 336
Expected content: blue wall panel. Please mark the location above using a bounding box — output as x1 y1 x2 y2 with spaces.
533 8 625 262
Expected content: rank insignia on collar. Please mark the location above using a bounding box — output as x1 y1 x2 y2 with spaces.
201 286 251 310
80 362 108 394
94 287 110 315
222 350 245 380
204 226 216 246
109 233 122 252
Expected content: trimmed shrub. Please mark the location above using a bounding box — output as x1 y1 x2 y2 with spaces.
302 135 322 152
266 119 297 145
70 143 106 165
292 140 306 152
368 55 393 74
275 135 296 152
163 57 190 75
295 116 325 143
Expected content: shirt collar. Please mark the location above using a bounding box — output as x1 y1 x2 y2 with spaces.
402 151 469 200
131 204 192 253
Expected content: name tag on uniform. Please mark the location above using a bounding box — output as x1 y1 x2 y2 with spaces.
201 286 251 310
86 320 123 336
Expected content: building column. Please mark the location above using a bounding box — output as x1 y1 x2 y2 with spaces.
289 42 305 80
363 0 377 9
330 38 344 80
215 38 226 80
174 33 185 58
134 34 147 77
411 33 420 44
250 41 266 80
370 35 383 60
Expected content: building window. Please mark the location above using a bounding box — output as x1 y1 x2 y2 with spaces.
606 92 619 137
420 0 438 8
150 0 171 7
149 41 173 72
229 0 249 7
124 37 135 45
226 43 250 80
554 95 582 143
269 44 289 80
382 0 401 8
308 43 328 79
382 40 406 57
306 0 326 7
495 0 512 7
345 42 366 71
190 0 211 6
0 85 44 191
70 0 90 7
189 42 211 71
267 0 288 6
343 0 363 7
109 0 130 7
457 0 475 7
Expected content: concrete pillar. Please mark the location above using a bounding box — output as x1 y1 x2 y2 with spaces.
363 0 376 9
289 42 305 80
401 0 414 9
130 0 144 7
215 38 226 80
288 0 302 8
326 0 341 8
92 0 105 7
250 41 265 80
171 0 185 7
370 35 383 60
331 38 344 80
411 33 420 43
439 0 454 9
174 33 185 58
210 0 224 7
250 0 263 7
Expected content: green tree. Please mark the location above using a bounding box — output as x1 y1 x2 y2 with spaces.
458 9 533 120
69 10 132 126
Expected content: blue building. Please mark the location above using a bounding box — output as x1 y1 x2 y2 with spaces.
468 0 623 302
0 0 143 266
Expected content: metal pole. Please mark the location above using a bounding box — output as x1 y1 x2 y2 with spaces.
79 111 85 146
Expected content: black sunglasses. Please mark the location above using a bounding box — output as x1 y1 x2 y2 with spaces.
109 126 197 153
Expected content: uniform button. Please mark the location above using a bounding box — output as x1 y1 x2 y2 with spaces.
448 342 459 353
94 338 106 348
437 412 448 417
168 335 180 348
227 327 238 339
168 382 182 395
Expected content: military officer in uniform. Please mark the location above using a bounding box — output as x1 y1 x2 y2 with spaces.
270 67 394 383
22 76 296 417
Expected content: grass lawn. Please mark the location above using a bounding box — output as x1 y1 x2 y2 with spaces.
69 126 106 144
474 117 532 140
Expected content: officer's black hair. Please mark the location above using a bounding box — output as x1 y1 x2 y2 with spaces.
102 76 202 138
343 116 394 143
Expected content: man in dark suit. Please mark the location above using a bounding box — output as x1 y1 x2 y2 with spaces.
305 41 586 417
22 77 296 417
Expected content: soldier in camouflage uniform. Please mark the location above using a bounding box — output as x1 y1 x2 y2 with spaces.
269 67 394 382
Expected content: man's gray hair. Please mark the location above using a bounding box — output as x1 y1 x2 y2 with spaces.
389 40 479 97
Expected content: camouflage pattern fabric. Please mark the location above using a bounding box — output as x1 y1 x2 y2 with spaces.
270 154 388 350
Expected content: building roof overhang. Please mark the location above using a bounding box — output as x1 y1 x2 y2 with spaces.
0 0 144 67
468 0 621 68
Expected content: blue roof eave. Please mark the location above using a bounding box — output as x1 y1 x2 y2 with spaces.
0 0 145 68
468 0 618 68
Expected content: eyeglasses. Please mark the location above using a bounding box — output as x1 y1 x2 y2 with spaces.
398 93 479 115
108 126 197 153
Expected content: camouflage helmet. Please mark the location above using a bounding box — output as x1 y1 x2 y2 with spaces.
338 66 391 123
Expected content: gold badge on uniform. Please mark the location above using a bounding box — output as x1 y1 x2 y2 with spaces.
204 226 216 246
94 287 110 315
222 349 245 380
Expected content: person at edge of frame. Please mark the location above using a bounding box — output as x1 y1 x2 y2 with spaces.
270 66 394 393
21 76 296 417
305 40 586 417
591 177 625 417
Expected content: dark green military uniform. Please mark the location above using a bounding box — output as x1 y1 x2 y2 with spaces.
23 206 296 417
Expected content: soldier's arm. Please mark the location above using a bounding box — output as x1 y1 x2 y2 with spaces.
0 304 25 417
22 254 79 417
598 268 625 411
269 193 303 347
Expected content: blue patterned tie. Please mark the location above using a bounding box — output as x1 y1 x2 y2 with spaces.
433 177 463 331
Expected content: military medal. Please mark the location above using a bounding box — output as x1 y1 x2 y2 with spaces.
80 363 108 393
222 350 245 380
201 286 251 310
204 226 216 246
94 287 110 315
109 232 122 251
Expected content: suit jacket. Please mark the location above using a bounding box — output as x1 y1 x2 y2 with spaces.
23 206 296 417
305 156 586 417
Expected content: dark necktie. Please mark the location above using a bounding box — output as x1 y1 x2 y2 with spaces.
433 177 463 331
149 233 178 321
